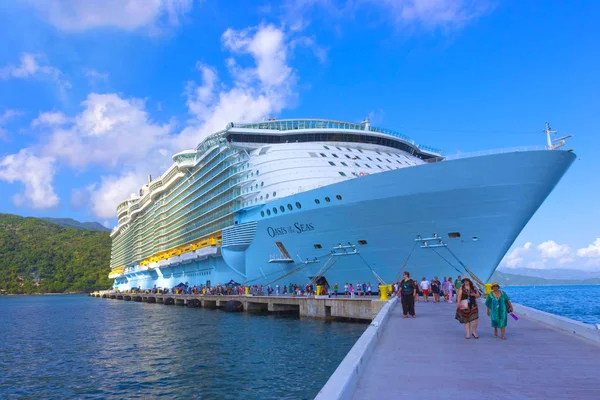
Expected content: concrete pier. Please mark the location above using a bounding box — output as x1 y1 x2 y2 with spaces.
317 300 600 399
90 292 385 321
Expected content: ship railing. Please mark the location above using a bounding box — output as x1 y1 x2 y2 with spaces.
424 145 549 163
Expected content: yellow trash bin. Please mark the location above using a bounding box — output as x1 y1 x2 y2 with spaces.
484 283 493 297
202 288 206 294
316 285 322 296
245 286 249 295
379 284 389 301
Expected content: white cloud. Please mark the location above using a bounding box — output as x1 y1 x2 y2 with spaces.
0 109 22 139
31 111 70 127
502 242 531 268
375 0 491 27
88 173 146 219
25 0 194 32
577 238 600 259
0 53 71 91
84 68 109 83
537 240 571 259
43 93 173 168
0 149 59 208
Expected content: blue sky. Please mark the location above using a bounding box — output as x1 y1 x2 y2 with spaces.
0 0 599 270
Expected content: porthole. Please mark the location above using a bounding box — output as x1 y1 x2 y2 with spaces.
261 211 265 217
315 199 320 204
256 170 259 175
266 194 269 199
273 192 276 197
448 232 461 239
266 209 271 216
358 240 368 245
261 182 264 187
288 204 293 211
472 236 478 241
314 244 322 249
336 195 342 200
325 197 331 202
280 206 285 212
295 202 302 209
273 207 277 214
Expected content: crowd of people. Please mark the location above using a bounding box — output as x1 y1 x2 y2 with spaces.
397 271 514 340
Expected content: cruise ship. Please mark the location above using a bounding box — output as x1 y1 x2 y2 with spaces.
108 119 575 291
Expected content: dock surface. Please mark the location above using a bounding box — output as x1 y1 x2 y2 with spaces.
353 301 600 399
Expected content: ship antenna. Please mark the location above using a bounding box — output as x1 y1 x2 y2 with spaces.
544 122 572 150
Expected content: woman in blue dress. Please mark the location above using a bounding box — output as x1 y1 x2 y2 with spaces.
485 282 513 340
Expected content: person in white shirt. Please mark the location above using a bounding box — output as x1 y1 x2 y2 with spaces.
420 277 431 303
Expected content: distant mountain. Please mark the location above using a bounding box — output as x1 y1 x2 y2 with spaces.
490 270 600 286
41 217 110 232
496 267 600 280
0 213 112 294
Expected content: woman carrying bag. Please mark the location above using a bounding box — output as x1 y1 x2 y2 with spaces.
455 278 480 339
485 282 513 340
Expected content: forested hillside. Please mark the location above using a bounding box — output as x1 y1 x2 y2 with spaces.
0 213 112 294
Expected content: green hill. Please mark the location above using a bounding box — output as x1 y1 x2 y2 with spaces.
0 213 112 294
41 217 111 232
490 270 600 286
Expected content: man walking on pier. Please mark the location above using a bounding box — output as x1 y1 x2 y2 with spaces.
400 272 417 318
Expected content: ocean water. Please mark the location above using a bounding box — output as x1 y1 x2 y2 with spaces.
0 295 365 399
502 285 600 325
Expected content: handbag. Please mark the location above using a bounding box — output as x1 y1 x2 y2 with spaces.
459 299 469 310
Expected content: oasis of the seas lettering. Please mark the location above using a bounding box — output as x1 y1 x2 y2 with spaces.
267 222 314 237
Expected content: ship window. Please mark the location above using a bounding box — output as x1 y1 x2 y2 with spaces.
280 205 285 212
320 153 327 157
324 145 330 150
309 152 318 157
367 157 373 161
295 202 302 209
472 236 478 241
256 170 259 175
377 165 383 169
346 148 352 152
345 154 351 159
365 164 371 168
336 147 342 151
397 160 401 164
332 153 339 158
273 207 277 214
358 240 368 245
266 194 269 199
261 211 265 217
266 209 271 216
314 244 322 249
358 149 364 153
261 182 264 187
377 158 382 162
336 195 342 200
273 192 276 197
325 197 331 202
338 172 346 177
386 159 391 163
288 204 293 211
387 166 393 170
448 232 461 239
376 151 381 155
354 162 361 167
328 161 336 166
341 162 348 166
386 152 392 157
260 196 263 200
315 199 320 204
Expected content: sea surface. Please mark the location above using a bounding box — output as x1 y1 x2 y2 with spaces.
503 285 600 325
0 295 366 399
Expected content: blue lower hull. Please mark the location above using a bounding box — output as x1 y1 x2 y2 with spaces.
114 150 575 291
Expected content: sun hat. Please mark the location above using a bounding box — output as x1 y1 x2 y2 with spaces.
490 282 500 288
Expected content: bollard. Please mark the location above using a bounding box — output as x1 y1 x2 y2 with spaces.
387 284 393 296
379 284 389 301
484 283 493 297
316 285 322 296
